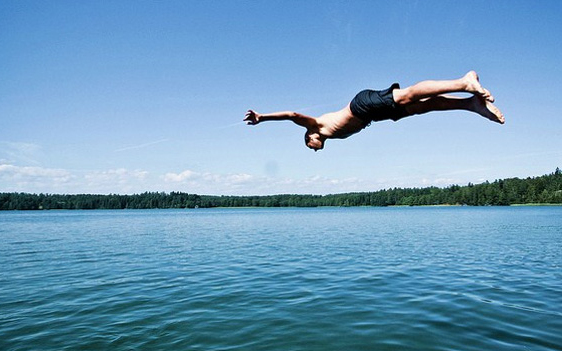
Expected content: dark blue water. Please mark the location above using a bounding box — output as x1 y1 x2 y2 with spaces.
1 207 561 351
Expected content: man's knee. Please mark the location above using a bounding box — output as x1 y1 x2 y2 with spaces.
393 88 412 105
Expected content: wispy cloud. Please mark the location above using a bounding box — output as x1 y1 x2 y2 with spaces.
0 163 509 196
0 164 74 193
0 141 42 165
1 163 384 195
83 168 150 194
162 169 381 195
0 164 148 194
217 121 246 130
0 164 71 180
114 139 169 152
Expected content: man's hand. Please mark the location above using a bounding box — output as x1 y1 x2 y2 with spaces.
244 110 260 125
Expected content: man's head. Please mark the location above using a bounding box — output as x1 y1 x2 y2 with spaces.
305 131 325 151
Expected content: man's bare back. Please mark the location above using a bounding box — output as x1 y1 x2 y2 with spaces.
244 71 504 151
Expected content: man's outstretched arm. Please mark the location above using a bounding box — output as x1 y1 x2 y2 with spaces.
244 110 317 129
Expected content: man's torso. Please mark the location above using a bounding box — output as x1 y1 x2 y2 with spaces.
317 104 366 139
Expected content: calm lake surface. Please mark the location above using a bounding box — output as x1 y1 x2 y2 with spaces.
1 207 561 351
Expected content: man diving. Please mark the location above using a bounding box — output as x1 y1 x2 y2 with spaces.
244 71 504 151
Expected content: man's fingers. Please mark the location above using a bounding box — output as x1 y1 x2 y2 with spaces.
244 110 257 125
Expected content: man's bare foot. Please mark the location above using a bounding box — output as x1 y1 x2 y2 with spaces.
464 71 495 102
472 96 505 124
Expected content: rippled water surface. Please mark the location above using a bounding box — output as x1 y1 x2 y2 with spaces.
1 207 561 350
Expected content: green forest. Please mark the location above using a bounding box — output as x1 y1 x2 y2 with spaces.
1 168 561 210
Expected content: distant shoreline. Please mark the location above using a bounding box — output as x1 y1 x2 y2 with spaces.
2 204 562 212
2 168 561 210
2 203 562 212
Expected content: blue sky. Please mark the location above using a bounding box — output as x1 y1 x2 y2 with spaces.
1 0 561 195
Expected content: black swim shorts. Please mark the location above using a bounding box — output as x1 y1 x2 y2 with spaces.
350 83 408 126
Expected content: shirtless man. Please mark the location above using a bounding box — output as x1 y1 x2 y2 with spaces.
244 71 504 151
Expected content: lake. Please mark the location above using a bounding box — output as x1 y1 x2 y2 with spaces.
1 207 561 351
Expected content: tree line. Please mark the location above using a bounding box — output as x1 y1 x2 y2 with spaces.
1 168 561 210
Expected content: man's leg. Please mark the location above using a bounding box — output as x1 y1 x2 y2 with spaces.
402 94 505 124
393 71 493 105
